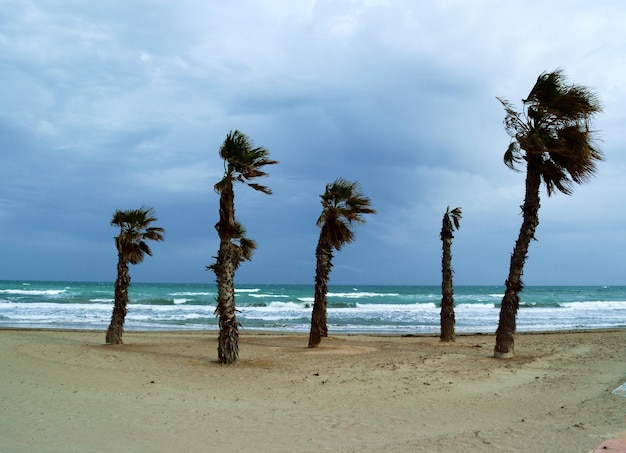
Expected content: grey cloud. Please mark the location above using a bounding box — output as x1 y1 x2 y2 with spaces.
1 1 625 285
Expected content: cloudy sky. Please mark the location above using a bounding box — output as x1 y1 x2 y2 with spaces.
1 0 625 286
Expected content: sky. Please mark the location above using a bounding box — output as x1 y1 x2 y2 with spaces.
1 0 625 286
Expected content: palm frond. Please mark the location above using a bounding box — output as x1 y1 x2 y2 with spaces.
497 97 527 137
247 183 273 194
525 69 601 121
213 176 230 194
450 207 462 230
503 142 524 171
138 241 153 257
236 237 257 265
231 221 257 268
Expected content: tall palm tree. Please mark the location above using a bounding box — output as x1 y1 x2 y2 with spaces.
494 69 602 358
308 178 375 348
106 207 165 345
440 206 462 342
210 130 277 364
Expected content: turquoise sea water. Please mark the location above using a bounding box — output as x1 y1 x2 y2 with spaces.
1 280 625 334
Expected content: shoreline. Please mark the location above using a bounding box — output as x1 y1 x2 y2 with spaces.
2 326 624 335
2 329 625 452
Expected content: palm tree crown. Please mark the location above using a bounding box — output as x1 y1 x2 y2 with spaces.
317 178 376 250
111 207 165 264
441 206 462 240
498 69 603 195
215 130 278 195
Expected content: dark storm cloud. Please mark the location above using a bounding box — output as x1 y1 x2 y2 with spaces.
1 1 625 285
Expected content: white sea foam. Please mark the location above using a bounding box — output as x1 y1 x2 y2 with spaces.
456 303 496 310
328 292 398 298
257 301 307 310
0 289 66 296
561 301 626 309
355 302 438 310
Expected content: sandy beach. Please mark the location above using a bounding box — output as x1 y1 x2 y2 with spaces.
1 329 624 452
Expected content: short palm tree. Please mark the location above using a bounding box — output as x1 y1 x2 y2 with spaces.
494 69 602 357
106 207 164 345
210 130 277 364
440 206 462 342
308 178 375 348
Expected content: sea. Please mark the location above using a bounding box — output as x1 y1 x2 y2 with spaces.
1 280 625 334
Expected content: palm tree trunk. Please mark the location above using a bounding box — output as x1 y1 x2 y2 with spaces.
494 162 542 357
440 235 455 342
309 237 333 347
217 180 237 237
215 239 239 364
213 181 240 364
106 245 130 345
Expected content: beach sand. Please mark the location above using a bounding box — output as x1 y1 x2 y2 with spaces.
1 329 624 452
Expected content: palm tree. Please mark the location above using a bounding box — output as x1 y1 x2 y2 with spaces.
440 206 462 342
106 207 165 345
308 178 376 348
210 130 277 364
494 69 602 358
